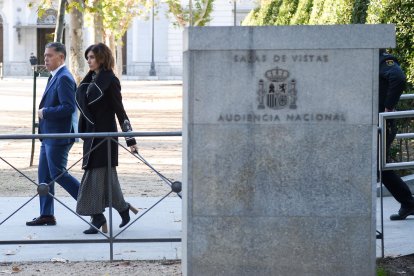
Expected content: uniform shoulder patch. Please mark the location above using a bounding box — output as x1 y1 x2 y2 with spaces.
386 60 395 66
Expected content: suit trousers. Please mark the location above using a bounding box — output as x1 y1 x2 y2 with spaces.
38 142 80 215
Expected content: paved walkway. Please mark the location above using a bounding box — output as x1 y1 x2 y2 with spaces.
377 196 414 257
0 196 182 262
0 194 412 262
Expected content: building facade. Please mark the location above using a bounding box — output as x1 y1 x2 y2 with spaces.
0 0 255 78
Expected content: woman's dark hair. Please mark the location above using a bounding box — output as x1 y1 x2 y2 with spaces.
84 43 114 70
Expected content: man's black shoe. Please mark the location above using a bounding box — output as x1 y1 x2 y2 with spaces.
390 206 414 220
26 215 56 226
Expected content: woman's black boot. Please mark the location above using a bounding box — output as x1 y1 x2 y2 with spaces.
119 203 138 228
83 214 107 234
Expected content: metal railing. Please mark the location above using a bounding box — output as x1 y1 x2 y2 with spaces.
380 110 414 170
0 131 182 261
400 94 414 100
378 94 414 258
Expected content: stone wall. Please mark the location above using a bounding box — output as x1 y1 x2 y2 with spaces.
183 25 395 275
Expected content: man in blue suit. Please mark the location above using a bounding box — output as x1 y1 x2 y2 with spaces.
26 42 80 226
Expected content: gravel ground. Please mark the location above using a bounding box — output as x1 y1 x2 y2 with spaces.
0 260 181 275
377 254 414 275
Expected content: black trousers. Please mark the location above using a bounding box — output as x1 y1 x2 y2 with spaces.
381 120 414 208
382 170 414 207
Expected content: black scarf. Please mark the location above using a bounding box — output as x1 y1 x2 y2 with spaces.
76 69 115 132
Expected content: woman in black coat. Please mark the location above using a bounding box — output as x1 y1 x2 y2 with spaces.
75 43 138 234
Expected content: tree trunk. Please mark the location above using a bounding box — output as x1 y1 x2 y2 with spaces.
116 39 123 77
54 0 66 42
90 0 104 43
68 0 85 84
106 33 118 77
93 13 104 43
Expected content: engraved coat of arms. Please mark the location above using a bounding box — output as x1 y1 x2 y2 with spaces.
257 67 297 110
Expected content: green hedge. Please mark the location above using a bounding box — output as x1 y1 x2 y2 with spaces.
289 0 313 25
367 0 414 83
243 0 414 83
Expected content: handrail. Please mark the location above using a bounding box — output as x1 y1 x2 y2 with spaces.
379 110 414 170
400 94 414 100
0 131 182 140
396 133 414 139
0 131 183 261
378 107 414 257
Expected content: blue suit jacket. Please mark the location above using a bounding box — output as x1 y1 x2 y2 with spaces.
38 66 77 145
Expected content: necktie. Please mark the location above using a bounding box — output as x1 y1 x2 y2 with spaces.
43 74 53 97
